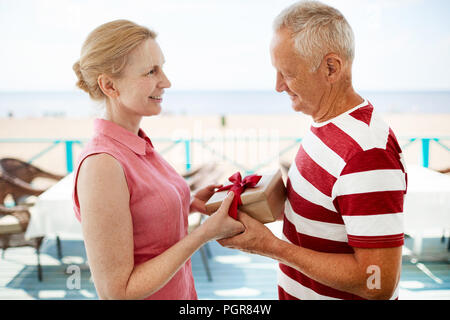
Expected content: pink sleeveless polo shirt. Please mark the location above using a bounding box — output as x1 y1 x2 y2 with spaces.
72 118 197 300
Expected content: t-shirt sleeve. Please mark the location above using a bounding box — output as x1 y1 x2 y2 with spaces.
332 148 407 248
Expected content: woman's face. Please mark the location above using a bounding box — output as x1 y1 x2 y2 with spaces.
114 38 171 117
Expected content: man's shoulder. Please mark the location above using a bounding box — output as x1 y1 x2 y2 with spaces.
330 102 399 152
306 102 403 175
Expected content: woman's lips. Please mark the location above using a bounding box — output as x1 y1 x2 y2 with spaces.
149 95 162 102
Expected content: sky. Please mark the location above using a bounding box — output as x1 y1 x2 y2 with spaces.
0 0 449 92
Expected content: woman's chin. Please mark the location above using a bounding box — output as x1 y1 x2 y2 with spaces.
145 103 162 116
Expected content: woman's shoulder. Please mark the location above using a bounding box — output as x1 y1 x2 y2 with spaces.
78 153 124 182
74 136 128 187
73 145 129 218
82 133 121 154
78 134 128 164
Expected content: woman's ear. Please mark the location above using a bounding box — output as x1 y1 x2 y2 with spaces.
97 74 119 99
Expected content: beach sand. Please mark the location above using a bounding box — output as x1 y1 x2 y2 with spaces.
0 113 449 182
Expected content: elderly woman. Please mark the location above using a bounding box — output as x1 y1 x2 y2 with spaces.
72 20 244 300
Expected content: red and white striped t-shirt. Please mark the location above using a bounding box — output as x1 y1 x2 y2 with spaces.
278 100 407 300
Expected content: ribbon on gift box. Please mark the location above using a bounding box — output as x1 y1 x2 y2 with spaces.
216 172 262 220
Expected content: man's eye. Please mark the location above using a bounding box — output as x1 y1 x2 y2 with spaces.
147 68 156 76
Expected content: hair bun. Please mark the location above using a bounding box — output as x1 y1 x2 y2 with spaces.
72 61 90 93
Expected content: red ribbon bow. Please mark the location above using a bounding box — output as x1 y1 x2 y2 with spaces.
216 172 262 220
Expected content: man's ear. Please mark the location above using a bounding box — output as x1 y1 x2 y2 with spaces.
97 74 119 99
322 53 342 83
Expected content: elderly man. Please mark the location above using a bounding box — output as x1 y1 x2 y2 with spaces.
219 1 407 300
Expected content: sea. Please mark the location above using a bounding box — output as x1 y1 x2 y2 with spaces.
0 90 449 118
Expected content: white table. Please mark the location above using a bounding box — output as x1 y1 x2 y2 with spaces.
24 165 450 255
403 165 450 254
24 172 82 240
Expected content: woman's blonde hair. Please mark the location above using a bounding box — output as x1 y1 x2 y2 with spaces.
273 1 355 72
73 19 157 101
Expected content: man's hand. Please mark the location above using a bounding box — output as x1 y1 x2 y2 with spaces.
218 211 278 256
190 184 222 214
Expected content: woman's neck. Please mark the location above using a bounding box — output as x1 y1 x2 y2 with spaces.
104 102 142 135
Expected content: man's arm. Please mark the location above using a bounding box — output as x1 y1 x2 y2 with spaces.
219 212 402 300
268 235 401 299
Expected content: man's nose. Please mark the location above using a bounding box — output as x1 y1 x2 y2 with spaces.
275 73 287 93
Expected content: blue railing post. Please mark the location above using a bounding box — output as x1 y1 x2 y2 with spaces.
184 139 191 171
65 140 74 173
421 138 430 168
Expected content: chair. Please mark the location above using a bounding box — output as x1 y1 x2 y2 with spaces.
0 158 65 258
0 172 46 281
0 158 65 183
183 163 223 192
182 163 216 190
0 169 46 205
0 158 64 204
181 165 207 179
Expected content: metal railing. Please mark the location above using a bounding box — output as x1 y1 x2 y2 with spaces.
0 136 449 174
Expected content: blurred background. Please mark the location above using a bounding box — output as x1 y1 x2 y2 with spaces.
0 0 449 300
1 0 450 172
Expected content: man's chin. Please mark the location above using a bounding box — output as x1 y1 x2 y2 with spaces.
291 102 304 113
291 103 313 116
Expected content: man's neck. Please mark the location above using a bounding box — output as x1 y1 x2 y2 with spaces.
313 85 364 123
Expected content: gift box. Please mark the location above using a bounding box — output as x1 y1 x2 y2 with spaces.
205 169 286 223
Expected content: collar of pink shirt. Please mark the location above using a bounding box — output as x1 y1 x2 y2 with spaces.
94 118 154 155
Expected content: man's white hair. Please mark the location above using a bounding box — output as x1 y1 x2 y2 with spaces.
273 0 355 72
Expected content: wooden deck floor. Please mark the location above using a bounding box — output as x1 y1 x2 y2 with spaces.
0 236 449 300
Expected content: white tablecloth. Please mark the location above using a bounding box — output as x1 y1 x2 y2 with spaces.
24 172 82 239
404 165 450 233
24 165 450 248
403 165 450 254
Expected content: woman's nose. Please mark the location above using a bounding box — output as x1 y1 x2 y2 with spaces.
160 71 171 89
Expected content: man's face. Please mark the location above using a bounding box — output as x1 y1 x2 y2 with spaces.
270 28 326 117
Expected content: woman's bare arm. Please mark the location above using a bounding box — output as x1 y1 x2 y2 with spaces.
77 153 243 299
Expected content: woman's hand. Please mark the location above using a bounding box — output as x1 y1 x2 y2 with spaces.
198 192 245 241
190 184 222 214
218 210 278 256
